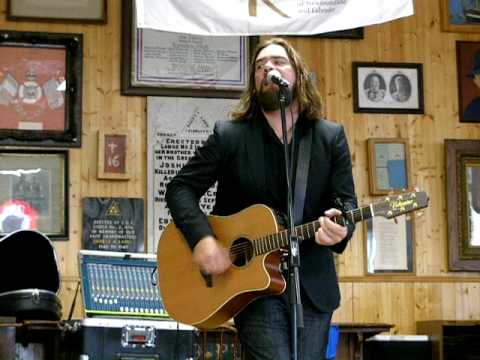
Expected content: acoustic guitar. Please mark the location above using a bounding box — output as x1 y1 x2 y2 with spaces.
157 191 429 329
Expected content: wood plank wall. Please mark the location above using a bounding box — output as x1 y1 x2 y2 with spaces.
1 0 479 333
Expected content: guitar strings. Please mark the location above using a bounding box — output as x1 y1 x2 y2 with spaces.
220 198 421 257
227 225 312 257
225 212 360 257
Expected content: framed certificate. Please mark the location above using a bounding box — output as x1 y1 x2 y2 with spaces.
121 0 256 98
365 215 415 274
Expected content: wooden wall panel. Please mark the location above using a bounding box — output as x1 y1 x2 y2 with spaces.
0 0 479 333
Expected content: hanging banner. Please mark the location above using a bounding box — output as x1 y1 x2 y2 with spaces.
136 0 414 36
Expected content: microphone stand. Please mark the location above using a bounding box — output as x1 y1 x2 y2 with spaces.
278 84 304 360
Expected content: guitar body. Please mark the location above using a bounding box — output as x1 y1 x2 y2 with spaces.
157 204 286 329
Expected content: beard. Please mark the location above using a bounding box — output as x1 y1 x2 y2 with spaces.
257 85 293 111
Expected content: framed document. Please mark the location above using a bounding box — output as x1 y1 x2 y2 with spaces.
121 0 256 98
446 139 480 271
0 150 68 240
365 214 415 274
7 0 107 23
0 30 83 147
146 96 238 253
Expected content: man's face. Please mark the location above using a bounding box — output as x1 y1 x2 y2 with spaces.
254 44 296 111
370 76 380 90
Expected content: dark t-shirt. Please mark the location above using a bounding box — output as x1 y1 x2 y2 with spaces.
261 115 306 216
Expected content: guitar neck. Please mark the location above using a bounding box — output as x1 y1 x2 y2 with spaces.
252 205 373 256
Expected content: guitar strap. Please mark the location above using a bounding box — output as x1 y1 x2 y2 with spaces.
293 124 313 225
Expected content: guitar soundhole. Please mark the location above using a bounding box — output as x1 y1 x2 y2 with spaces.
230 237 253 267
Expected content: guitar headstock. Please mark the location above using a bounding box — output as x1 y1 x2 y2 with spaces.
373 191 429 219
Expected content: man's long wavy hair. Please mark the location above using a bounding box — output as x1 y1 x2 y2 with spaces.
231 38 323 121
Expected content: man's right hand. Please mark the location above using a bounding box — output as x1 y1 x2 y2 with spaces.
193 235 232 275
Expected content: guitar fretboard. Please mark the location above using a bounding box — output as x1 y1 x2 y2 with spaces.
252 205 374 256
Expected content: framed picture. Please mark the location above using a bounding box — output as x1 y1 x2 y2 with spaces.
0 30 83 147
7 0 107 23
146 96 238 252
82 197 144 252
97 129 133 180
456 41 480 123
365 214 415 274
292 27 364 39
121 0 257 98
440 0 480 33
368 138 411 195
0 150 68 240
121 0 256 98
445 139 480 271
352 62 424 114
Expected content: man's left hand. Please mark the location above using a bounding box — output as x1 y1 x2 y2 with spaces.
314 208 347 246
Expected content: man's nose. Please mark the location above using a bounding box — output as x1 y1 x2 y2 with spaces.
262 64 275 76
263 58 276 70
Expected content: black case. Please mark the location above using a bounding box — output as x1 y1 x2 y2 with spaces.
64 318 198 360
0 230 62 320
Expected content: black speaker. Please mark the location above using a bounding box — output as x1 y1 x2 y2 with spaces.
363 335 432 360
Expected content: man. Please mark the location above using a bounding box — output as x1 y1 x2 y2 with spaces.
365 73 386 102
390 74 411 103
166 38 357 360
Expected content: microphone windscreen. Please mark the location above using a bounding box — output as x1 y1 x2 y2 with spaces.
267 69 282 84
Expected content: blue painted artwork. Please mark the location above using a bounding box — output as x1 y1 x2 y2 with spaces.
387 160 407 189
449 0 480 24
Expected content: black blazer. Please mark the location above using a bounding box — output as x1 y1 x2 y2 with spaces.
166 117 357 312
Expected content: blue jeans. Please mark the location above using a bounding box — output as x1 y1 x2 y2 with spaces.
234 289 332 360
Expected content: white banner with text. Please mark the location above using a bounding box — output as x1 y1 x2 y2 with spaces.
136 0 414 36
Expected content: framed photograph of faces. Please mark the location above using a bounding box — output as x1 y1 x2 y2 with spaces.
456 41 480 123
352 62 424 114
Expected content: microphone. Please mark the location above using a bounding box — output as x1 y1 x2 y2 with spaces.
267 70 290 87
